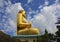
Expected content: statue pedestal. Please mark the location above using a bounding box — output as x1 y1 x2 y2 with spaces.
13 35 40 42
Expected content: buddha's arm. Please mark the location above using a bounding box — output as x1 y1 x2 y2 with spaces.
20 17 31 28
18 23 31 28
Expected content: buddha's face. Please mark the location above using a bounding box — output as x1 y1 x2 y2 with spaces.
19 10 26 17
22 10 25 14
22 10 26 17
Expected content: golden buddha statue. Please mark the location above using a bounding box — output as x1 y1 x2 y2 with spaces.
17 10 39 35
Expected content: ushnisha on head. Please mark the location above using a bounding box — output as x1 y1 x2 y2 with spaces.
18 10 26 14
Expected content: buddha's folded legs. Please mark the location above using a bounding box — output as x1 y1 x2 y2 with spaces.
17 23 31 29
17 28 40 35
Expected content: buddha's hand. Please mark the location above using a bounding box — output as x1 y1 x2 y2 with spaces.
26 23 31 28
29 22 32 24
29 22 32 26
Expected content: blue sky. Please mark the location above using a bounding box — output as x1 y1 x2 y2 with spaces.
0 0 60 36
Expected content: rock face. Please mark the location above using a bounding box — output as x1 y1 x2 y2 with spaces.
0 31 20 42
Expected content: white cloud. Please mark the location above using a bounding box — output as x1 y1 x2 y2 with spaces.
0 0 24 36
27 0 60 35
31 14 46 35
55 4 60 18
55 0 59 3
38 5 43 9
38 0 49 9
5 1 24 36
44 0 49 6
5 2 24 21
27 0 33 3
8 18 16 28
27 8 39 22
0 0 4 7
40 5 58 34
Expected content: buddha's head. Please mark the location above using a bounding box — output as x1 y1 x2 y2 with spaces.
18 10 26 17
18 10 26 14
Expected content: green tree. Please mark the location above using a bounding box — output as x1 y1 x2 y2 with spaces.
55 18 60 42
